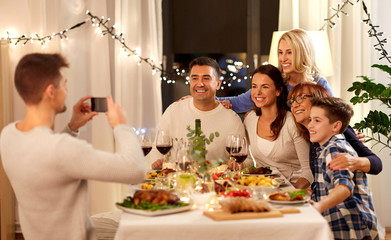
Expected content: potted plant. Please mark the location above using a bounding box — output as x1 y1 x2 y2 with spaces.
348 64 391 154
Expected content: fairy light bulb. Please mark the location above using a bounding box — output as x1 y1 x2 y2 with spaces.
135 47 141 55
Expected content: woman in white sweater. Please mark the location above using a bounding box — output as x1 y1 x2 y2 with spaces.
241 64 312 189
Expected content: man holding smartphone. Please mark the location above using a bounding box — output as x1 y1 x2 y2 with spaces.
0 53 146 240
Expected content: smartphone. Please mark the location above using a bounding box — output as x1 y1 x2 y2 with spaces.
91 97 107 112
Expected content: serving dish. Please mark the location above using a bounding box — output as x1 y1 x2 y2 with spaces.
116 204 192 216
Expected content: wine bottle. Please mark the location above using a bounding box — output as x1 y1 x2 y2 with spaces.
193 119 206 161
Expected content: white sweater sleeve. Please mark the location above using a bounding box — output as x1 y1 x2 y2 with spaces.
57 124 146 184
287 118 313 184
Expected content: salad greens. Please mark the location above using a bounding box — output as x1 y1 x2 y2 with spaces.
287 189 307 199
242 166 271 174
117 196 187 211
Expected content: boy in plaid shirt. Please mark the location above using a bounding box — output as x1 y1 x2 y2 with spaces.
308 97 378 240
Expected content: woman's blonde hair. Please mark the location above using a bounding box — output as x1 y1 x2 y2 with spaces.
278 29 321 85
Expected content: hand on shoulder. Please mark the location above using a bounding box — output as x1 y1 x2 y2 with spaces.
176 95 191 102
219 100 232 109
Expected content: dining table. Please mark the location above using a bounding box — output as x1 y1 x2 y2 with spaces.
114 168 333 240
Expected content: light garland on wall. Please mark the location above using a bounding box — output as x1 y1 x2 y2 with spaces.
1 4 389 87
0 10 248 88
1 10 163 75
320 0 360 30
361 1 391 63
320 0 390 64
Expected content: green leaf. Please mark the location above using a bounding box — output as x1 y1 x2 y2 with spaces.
209 133 214 142
350 96 360 105
372 64 391 76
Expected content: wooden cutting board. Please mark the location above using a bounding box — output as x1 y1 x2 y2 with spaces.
278 208 301 214
203 208 300 221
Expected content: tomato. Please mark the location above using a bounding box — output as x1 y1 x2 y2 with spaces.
212 174 219 181
223 177 234 181
228 191 235 197
242 189 250 197
233 173 239 180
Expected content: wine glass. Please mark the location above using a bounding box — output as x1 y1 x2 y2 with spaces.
156 129 173 169
230 136 248 178
138 128 153 156
176 140 193 172
225 134 240 171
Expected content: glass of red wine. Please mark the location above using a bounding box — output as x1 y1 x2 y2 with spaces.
230 136 247 178
138 129 153 156
226 134 241 171
156 129 173 169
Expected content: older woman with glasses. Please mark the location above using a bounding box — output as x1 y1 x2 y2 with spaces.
288 82 382 176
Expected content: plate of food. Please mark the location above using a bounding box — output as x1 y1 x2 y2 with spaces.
146 168 176 180
116 190 192 216
242 166 277 176
235 175 280 195
212 171 239 181
236 175 280 188
267 189 308 204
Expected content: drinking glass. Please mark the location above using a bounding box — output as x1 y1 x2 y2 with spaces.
225 134 240 171
176 140 193 172
156 129 173 169
138 128 153 156
230 136 248 178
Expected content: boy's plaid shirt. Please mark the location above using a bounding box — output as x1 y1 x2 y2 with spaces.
311 134 378 240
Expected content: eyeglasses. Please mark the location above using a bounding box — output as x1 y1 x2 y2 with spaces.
287 95 313 107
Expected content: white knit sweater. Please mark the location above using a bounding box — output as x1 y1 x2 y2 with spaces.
147 97 245 165
0 123 146 240
243 111 313 184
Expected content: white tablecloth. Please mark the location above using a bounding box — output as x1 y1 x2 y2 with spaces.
116 168 332 240
114 203 332 240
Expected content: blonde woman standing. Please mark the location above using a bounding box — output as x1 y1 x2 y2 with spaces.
218 28 333 113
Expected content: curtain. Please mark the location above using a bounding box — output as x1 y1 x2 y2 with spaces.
0 0 162 218
278 0 390 230
0 39 16 240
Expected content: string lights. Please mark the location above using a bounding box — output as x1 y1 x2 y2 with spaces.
0 10 248 88
86 10 163 74
361 1 391 63
0 10 164 77
2 4 389 85
320 0 360 30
